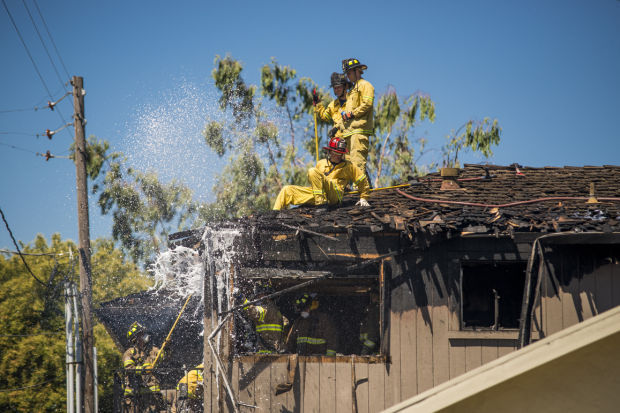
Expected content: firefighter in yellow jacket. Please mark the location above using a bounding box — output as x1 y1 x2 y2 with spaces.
175 363 204 412
272 137 371 210
340 57 374 175
313 72 350 138
286 294 338 356
122 321 164 412
241 282 287 354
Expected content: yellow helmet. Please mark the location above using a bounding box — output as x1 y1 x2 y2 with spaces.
126 321 146 343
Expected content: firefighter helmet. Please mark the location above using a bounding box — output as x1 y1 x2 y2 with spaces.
253 280 273 297
323 137 348 154
329 72 348 88
127 321 146 343
342 58 368 73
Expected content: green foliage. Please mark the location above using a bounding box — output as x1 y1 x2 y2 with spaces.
442 118 501 167
0 234 150 412
212 54 255 122
97 158 201 265
369 92 438 187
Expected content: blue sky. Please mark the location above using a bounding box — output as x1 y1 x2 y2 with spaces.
1 0 619 249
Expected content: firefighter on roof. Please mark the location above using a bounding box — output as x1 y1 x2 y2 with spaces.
240 281 288 354
122 321 165 412
340 58 374 175
286 294 339 356
313 72 351 139
272 136 370 210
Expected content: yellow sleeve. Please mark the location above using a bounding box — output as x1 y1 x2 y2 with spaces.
352 80 374 118
314 102 333 123
349 163 370 199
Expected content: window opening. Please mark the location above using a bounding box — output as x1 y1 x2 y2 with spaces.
461 262 526 329
233 277 381 356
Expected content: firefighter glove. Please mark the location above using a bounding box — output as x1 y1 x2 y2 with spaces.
341 111 354 121
312 89 319 105
356 198 370 208
328 127 339 138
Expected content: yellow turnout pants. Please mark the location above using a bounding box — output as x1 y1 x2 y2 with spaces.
345 134 369 174
273 167 343 210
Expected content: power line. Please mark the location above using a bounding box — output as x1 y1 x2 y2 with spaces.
0 131 40 137
21 0 66 90
0 330 63 338
0 248 58 256
2 0 53 97
2 0 73 139
0 379 56 393
0 206 48 287
33 0 70 79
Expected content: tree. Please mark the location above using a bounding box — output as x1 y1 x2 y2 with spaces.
73 136 207 266
83 56 501 261
0 234 151 412
202 55 325 219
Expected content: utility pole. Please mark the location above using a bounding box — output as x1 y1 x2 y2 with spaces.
72 75 95 413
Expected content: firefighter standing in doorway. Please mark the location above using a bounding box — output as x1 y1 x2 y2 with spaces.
122 321 165 413
340 58 374 176
241 282 288 354
272 136 371 210
286 294 339 356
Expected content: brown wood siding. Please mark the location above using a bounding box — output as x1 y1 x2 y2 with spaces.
535 245 620 340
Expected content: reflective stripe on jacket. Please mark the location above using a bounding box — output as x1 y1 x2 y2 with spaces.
315 158 370 200
244 299 286 353
286 311 338 356
315 99 345 136
342 78 374 137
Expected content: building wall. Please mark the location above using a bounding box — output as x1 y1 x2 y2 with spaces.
533 244 620 339
203 236 619 412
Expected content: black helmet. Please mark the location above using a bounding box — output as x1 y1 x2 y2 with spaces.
127 321 146 343
342 58 368 73
253 280 273 297
329 72 347 88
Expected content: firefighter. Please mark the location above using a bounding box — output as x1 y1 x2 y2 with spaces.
286 294 338 356
313 72 351 138
122 321 165 413
241 282 288 354
175 363 204 413
272 136 370 210
340 57 374 175
359 292 380 355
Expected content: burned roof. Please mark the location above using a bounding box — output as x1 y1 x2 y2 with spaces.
245 164 620 237
168 164 620 254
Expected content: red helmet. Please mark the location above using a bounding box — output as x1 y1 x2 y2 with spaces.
323 137 348 154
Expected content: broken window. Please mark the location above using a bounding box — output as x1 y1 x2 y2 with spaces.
461 262 526 329
232 277 382 357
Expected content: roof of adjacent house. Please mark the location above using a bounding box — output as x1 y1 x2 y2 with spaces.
240 164 620 237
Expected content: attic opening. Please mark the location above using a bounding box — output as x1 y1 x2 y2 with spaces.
233 276 382 357
461 261 526 330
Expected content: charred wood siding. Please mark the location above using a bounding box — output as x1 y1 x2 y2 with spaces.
208 235 540 412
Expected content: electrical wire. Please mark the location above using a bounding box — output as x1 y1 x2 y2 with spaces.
0 330 63 338
2 0 73 139
0 142 69 160
2 0 53 97
0 205 46 286
0 248 62 256
21 0 66 89
0 379 56 393
33 0 70 79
